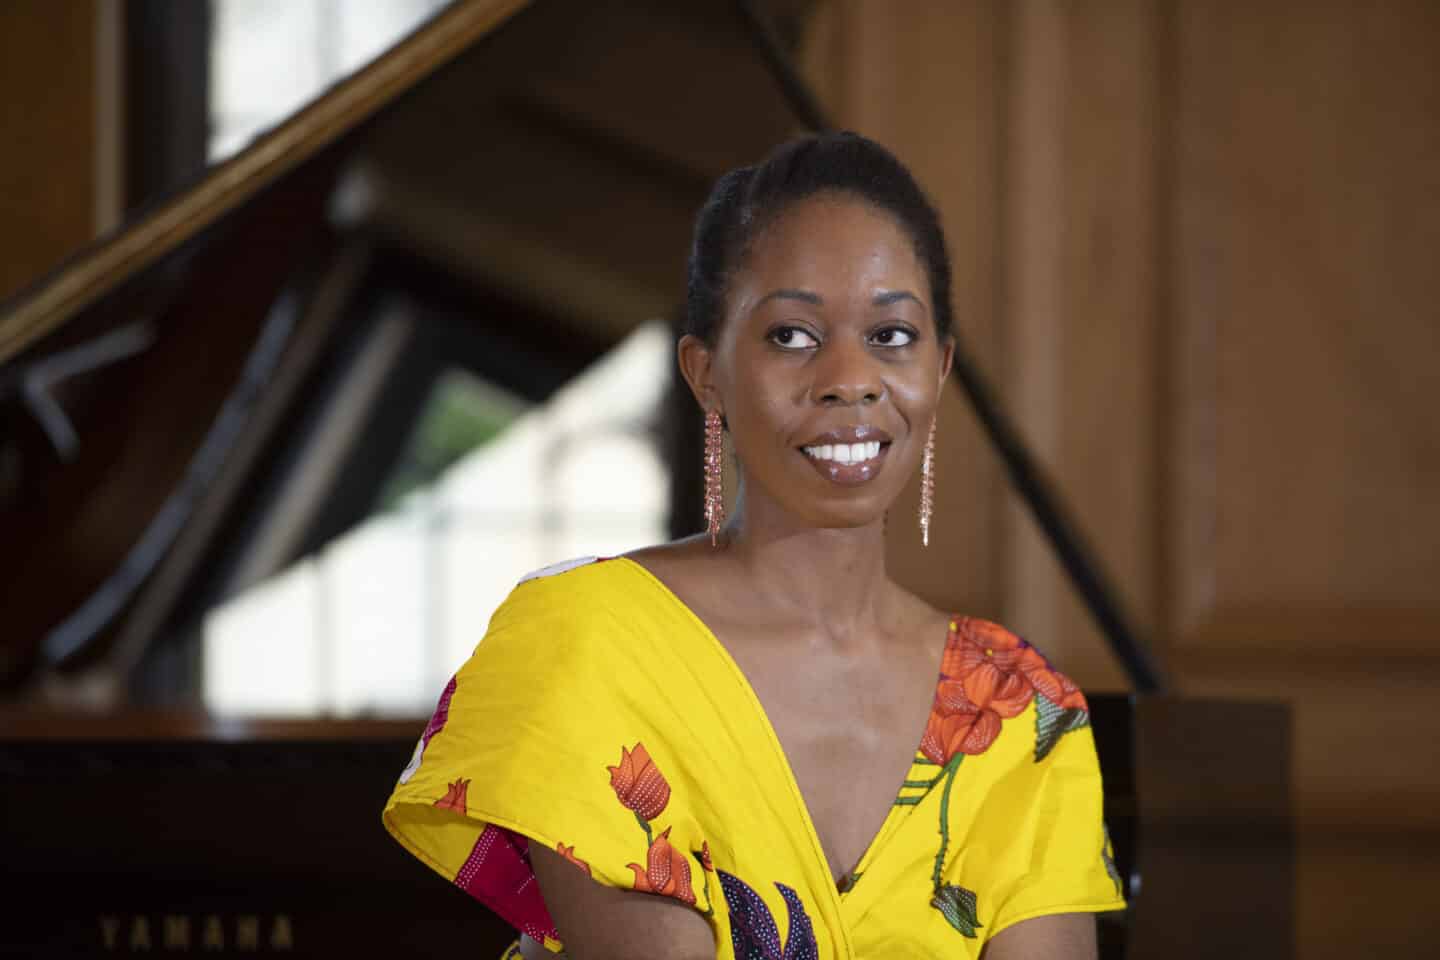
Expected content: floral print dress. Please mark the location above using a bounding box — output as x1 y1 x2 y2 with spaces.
383 557 1124 959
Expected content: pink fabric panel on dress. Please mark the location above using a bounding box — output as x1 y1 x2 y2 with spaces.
455 824 561 945
421 675 458 747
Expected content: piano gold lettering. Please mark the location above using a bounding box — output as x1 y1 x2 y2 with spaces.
93 914 295 951
163 915 190 950
129 916 152 951
202 915 224 950
270 914 294 951
235 915 259 951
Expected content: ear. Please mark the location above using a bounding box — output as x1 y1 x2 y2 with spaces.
677 334 722 413
937 335 956 391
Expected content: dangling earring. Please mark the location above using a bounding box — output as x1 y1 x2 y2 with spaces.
919 417 936 547
704 409 725 547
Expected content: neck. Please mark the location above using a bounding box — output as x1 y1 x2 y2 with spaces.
720 485 898 647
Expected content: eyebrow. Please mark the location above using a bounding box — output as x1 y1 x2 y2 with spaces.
755 288 823 308
872 290 925 308
754 288 926 309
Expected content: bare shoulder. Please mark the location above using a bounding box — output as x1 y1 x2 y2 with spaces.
624 537 740 608
627 538 717 575
885 580 955 648
624 537 709 581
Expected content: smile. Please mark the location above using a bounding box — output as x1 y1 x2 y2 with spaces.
802 441 883 463
797 426 893 485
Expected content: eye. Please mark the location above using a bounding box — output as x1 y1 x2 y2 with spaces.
768 326 820 350
869 325 917 347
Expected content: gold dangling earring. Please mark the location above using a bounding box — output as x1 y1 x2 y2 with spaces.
704 409 725 547
919 417 936 547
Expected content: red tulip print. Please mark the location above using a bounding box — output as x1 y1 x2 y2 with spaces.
607 742 671 821
626 827 695 906
433 778 469 815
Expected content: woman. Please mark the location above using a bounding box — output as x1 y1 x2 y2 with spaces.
383 132 1124 959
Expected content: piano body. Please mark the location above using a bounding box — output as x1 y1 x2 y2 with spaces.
0 697 1290 958
0 1 1293 956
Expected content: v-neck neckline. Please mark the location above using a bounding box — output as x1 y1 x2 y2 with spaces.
615 557 952 914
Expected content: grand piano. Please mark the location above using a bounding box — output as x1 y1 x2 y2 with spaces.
0 1 1291 956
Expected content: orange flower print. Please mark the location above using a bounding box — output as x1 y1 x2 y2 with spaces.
627 827 695 906
1021 657 1088 711
556 842 591 877
433 778 469 814
921 700 1001 764
608 742 671 821
698 840 714 873
921 617 1089 763
942 619 1039 718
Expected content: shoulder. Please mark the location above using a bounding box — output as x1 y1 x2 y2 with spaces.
488 551 716 652
480 556 651 654
883 580 954 652
943 615 1089 709
621 538 719 596
514 554 605 586
501 554 637 612
925 615 1094 765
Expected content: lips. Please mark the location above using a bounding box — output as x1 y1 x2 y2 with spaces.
798 425 893 486
801 424 894 447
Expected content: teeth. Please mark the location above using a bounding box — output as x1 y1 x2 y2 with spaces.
802 440 885 463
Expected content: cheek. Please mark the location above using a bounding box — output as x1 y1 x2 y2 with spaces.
728 375 801 453
889 373 941 426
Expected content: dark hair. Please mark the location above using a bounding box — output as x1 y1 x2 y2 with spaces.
685 131 954 344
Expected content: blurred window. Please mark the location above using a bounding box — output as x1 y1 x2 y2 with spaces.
202 322 672 716
208 0 452 161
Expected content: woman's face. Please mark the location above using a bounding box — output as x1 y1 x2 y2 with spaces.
684 194 954 533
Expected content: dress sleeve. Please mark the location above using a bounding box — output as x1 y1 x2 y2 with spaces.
985 720 1127 938
380 566 712 951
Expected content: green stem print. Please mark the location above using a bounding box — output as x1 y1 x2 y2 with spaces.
634 810 653 846
928 755 983 938
693 853 716 918
929 756 962 888
902 771 948 790
894 754 951 805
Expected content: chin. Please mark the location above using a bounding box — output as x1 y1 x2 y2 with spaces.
795 497 893 533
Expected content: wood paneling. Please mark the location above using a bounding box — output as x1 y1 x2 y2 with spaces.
805 1 1440 954
805 1 1163 692
0 1 103 302
804 0 1009 626
997 0 1163 691
1168 0 1440 843
1170 1 1440 658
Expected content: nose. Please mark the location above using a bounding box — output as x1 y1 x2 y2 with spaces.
812 337 884 406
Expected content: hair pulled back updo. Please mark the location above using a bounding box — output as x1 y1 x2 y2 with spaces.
685 131 954 345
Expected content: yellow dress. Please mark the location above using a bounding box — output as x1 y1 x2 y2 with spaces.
383 557 1125 958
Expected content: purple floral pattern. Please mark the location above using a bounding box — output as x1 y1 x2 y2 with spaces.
718 870 817 960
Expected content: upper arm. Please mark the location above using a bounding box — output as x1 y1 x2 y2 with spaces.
979 913 1097 960
526 843 715 960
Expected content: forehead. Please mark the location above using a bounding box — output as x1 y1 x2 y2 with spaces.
737 194 926 293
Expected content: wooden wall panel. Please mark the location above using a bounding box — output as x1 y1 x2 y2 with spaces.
1167 2 1440 954
1170 0 1440 661
804 1 1440 954
997 0 1163 691
804 0 1009 626
0 0 108 301
1169 0 1440 814
805 1 1163 692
